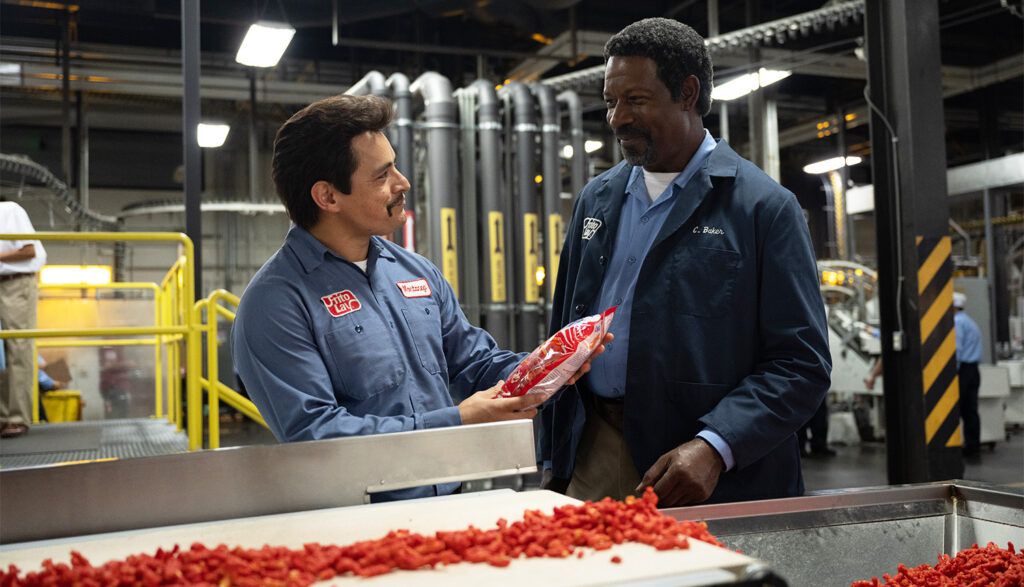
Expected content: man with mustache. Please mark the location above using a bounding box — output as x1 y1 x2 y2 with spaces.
234 95 603 501
540 18 831 506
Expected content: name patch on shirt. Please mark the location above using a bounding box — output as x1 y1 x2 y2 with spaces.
321 289 362 317
692 225 725 235
582 217 602 240
396 278 432 298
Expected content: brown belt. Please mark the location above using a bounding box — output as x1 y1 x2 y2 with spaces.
0 272 34 283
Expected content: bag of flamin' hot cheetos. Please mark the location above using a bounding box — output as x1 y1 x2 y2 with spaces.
497 306 617 401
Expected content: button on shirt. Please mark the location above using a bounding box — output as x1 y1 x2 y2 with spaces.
954 311 982 364
233 227 522 500
589 131 737 470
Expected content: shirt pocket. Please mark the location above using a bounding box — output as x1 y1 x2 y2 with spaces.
666 247 741 317
400 301 444 375
323 313 402 402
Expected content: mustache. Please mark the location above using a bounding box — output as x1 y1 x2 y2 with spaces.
615 125 650 140
385 192 406 217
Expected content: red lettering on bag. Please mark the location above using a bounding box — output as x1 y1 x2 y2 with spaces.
321 290 362 317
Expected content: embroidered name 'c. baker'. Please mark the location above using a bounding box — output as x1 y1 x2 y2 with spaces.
692 225 725 235
582 217 602 240
321 290 362 317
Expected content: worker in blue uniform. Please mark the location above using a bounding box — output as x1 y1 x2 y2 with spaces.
233 95 606 501
952 292 983 459
540 18 832 506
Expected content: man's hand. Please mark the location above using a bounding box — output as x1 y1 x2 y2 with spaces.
458 381 545 425
564 332 613 386
636 438 724 507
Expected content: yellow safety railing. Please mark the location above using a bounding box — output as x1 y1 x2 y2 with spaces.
193 289 267 449
0 232 202 450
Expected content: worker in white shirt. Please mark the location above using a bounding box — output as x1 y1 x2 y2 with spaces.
0 199 47 438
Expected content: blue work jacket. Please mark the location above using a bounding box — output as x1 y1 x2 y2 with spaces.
540 140 832 503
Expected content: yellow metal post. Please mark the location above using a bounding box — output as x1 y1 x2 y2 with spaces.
31 344 40 424
154 288 163 419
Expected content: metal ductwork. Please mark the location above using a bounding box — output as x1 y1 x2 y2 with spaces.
556 90 585 201
531 83 563 304
410 72 460 298
500 81 542 351
387 73 415 251
467 80 512 348
345 71 388 97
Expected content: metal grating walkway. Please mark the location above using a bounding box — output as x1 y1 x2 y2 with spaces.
0 418 188 470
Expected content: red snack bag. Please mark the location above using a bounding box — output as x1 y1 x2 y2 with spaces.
497 306 617 401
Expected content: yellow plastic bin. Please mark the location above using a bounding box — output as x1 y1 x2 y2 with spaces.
41 390 83 423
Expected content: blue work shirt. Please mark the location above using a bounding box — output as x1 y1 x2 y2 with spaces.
954 310 982 364
233 226 522 501
587 131 734 469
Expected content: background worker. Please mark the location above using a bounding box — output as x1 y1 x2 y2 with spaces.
0 198 46 439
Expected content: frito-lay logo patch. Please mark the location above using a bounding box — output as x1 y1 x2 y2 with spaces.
582 217 602 240
321 290 362 317
396 278 432 298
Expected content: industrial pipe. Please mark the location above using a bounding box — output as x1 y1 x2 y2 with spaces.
556 90 586 200
344 70 387 97
469 80 511 348
500 81 541 351
410 72 460 299
387 73 415 250
531 83 563 304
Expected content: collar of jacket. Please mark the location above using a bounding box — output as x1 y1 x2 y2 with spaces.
586 138 740 257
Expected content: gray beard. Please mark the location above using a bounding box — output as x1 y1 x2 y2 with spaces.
620 138 656 167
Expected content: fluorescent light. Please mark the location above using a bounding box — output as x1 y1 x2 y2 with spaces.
40 265 113 286
561 145 574 159
235 21 296 68
0 62 21 86
197 123 230 148
802 155 862 175
712 68 792 102
584 140 603 153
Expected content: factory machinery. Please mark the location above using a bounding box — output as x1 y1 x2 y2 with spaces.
2 420 1021 585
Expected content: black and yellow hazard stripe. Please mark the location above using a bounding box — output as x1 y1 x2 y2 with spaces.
916 235 962 448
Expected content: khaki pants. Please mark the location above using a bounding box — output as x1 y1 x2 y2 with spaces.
0 274 37 425
566 393 642 502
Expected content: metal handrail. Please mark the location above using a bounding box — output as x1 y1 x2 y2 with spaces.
194 288 267 448
0 232 200 448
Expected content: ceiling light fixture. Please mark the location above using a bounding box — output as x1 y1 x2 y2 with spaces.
802 155 862 175
711 68 792 102
235 21 296 68
197 123 231 148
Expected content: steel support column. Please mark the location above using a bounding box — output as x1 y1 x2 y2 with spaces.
182 0 203 296
866 0 962 483
249 70 259 202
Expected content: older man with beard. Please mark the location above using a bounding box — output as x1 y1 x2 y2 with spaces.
539 18 831 506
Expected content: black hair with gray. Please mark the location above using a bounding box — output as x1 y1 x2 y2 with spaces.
604 18 714 117
271 94 394 230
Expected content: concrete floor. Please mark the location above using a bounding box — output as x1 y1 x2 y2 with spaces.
802 428 1024 493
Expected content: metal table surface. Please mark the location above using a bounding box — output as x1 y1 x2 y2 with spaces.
664 481 1024 587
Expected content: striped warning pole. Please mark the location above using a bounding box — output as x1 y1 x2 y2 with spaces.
916 236 963 452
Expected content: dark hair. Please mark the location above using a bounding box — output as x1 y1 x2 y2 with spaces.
604 18 714 117
271 94 394 230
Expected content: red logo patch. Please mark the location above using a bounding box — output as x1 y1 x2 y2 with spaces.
396 278 432 298
321 290 362 317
